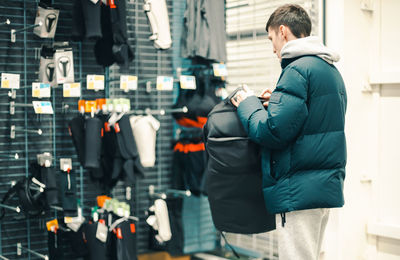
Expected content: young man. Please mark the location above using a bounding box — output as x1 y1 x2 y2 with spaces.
231 4 347 260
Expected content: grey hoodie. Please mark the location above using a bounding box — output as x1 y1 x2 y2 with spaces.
280 36 340 64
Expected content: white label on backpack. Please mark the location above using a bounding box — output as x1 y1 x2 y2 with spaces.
96 222 108 243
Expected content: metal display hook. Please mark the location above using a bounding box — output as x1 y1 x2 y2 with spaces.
11 21 42 43
149 185 191 199
17 243 48 260
0 101 34 115
11 125 42 139
1 19 10 26
0 153 19 160
0 255 10 260
0 203 20 213
126 106 188 116
149 185 166 199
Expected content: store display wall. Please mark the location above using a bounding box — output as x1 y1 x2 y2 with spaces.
0 0 177 259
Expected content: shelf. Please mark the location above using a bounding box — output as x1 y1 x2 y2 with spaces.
367 221 400 240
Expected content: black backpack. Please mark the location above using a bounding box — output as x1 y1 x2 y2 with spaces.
203 88 275 234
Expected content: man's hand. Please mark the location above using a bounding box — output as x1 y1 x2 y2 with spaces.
231 85 254 107
259 88 272 107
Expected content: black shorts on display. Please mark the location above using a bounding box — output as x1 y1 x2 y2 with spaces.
84 222 109 260
110 220 137 260
84 117 103 169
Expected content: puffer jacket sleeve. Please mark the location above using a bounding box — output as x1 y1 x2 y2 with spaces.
237 67 308 150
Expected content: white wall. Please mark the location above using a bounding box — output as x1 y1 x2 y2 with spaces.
324 0 400 259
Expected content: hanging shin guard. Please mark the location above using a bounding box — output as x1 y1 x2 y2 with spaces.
144 0 172 49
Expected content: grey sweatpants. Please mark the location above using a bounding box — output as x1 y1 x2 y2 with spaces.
276 208 330 260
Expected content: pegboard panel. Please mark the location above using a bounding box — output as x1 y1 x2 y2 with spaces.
0 0 178 259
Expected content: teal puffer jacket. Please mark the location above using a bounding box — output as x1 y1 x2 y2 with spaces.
237 55 347 214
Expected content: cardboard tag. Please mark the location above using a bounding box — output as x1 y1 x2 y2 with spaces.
1 73 20 89
33 6 59 39
46 219 59 232
180 75 196 90
106 99 114 113
117 207 124 217
63 83 81 97
32 83 51 98
96 222 108 243
87 75 104 91
120 75 138 92
156 76 173 91
60 158 72 171
116 228 123 239
130 223 136 233
55 49 74 84
120 98 131 112
213 63 228 77
33 101 54 114
85 100 97 113
113 99 122 113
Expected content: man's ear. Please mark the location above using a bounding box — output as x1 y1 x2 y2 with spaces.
279 25 287 39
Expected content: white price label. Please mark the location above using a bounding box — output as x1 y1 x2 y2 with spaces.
180 75 196 90
32 83 51 98
63 83 81 97
87 75 104 90
32 101 54 114
213 63 228 77
1 73 20 89
120 75 138 92
156 76 174 91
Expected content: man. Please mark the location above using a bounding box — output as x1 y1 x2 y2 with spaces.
231 4 347 260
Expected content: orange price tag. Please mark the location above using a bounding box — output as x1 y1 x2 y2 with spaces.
114 123 120 133
116 228 123 239
85 100 97 113
46 219 59 232
130 223 136 233
97 99 106 110
78 100 86 113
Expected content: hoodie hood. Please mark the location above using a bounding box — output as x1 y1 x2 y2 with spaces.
280 36 340 64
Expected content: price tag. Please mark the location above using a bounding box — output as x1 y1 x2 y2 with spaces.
106 99 114 113
120 75 138 92
60 158 72 171
1 73 20 89
46 219 59 232
120 98 131 112
32 83 51 98
180 75 196 90
156 76 173 91
63 83 81 97
33 101 54 114
87 75 104 90
213 63 228 77
96 222 108 243
85 100 97 113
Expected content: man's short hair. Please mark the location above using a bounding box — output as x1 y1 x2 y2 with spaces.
266 4 312 38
